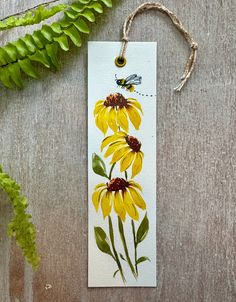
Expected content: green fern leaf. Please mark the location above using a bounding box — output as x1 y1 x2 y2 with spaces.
0 49 11 65
4 44 18 61
13 40 29 57
8 63 23 88
51 22 63 35
29 49 51 68
0 0 113 88
53 34 70 51
22 35 37 54
0 166 40 269
32 31 48 49
73 18 90 34
78 0 91 4
18 59 39 79
0 4 68 31
0 67 13 88
79 9 96 22
64 25 82 47
71 2 86 13
100 0 113 8
87 3 103 13
46 43 60 69
41 25 56 42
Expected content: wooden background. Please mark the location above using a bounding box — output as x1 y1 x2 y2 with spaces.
0 0 235 301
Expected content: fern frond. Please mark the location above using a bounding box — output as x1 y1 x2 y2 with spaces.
0 0 112 88
0 4 68 31
0 166 40 269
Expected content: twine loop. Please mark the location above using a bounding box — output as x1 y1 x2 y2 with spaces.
118 2 198 92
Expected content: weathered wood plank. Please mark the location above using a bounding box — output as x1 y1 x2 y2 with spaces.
0 0 235 301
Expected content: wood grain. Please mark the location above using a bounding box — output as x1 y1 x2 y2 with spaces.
0 0 235 301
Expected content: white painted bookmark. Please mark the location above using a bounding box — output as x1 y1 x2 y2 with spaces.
88 42 156 287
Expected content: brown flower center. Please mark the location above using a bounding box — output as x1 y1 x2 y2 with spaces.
107 178 129 192
104 93 128 108
125 136 141 152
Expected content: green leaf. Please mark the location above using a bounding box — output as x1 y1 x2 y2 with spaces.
51 23 63 35
80 9 95 22
53 34 70 51
0 4 67 31
4 44 18 61
100 0 112 8
22 35 37 54
136 213 149 244
46 43 60 69
63 25 82 47
0 0 113 89
8 63 23 88
13 40 29 57
71 2 85 13
73 18 90 34
18 58 39 79
94 226 113 257
32 31 47 49
0 67 13 88
0 166 40 268
0 49 11 65
113 269 119 278
88 3 103 13
65 10 80 20
78 0 91 4
29 50 51 68
92 153 108 178
136 256 150 265
41 25 55 42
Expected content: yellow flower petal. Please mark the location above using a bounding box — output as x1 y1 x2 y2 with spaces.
101 132 125 151
93 100 104 115
117 108 129 132
123 190 139 220
131 152 143 178
110 146 130 164
128 187 146 210
101 192 112 218
129 180 142 192
108 107 118 132
127 99 143 114
114 191 126 221
92 187 106 211
94 183 106 190
104 141 127 158
95 107 109 135
126 105 141 130
140 151 144 158
120 151 135 172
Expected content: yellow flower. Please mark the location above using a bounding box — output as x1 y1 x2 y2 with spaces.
94 93 143 135
101 132 144 178
92 178 146 221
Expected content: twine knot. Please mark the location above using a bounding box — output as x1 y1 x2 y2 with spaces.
122 37 129 43
118 2 198 92
191 42 198 50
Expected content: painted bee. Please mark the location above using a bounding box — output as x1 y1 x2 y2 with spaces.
115 74 142 92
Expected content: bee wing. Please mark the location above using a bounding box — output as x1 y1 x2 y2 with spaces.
126 75 142 85
125 74 137 82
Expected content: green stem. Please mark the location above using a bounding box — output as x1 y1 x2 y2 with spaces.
109 163 116 180
124 170 128 180
108 216 126 283
118 216 137 279
131 219 138 276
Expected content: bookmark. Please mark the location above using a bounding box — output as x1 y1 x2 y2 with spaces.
88 2 198 287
